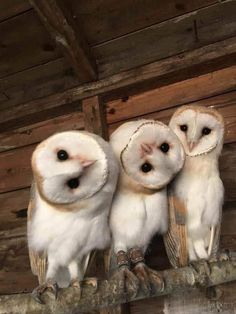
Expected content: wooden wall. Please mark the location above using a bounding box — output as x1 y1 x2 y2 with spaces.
0 64 236 312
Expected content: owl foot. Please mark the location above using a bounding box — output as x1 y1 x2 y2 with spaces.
32 279 59 304
112 266 139 298
82 277 98 292
70 278 82 299
133 263 164 295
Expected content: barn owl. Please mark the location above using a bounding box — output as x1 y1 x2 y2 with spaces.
27 131 119 303
164 105 224 267
109 120 185 295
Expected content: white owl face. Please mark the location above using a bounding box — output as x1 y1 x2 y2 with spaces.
32 131 109 204
169 106 224 157
110 120 185 189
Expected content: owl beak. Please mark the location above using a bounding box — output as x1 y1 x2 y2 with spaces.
188 141 196 152
80 159 96 168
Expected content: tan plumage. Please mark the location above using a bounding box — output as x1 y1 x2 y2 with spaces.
164 105 225 267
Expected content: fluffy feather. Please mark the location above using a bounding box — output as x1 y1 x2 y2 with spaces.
167 105 224 263
110 120 185 254
28 131 119 289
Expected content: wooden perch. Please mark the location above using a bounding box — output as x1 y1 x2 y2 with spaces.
1 259 236 314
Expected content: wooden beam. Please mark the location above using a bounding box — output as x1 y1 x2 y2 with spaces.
1 259 236 313
0 36 235 132
82 96 108 140
30 0 97 82
92 0 236 77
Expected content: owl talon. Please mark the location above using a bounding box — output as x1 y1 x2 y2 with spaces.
31 280 59 304
70 278 82 299
134 263 164 294
82 277 98 292
112 266 139 298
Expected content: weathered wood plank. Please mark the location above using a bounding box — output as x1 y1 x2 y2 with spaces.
93 0 236 77
0 231 37 294
0 189 29 231
130 282 236 314
109 92 236 145
0 0 31 22
0 37 235 132
30 0 97 82
0 10 61 79
83 96 108 140
0 112 84 153
69 0 217 45
107 65 236 124
0 58 79 111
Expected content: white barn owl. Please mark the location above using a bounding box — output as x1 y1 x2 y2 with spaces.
27 131 119 303
164 105 224 267
109 120 185 295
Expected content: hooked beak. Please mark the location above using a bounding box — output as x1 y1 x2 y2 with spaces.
187 141 196 152
80 159 96 168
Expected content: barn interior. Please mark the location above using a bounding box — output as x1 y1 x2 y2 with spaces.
0 0 236 313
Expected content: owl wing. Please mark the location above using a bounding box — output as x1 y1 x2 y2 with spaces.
208 213 222 258
164 192 188 268
27 182 47 285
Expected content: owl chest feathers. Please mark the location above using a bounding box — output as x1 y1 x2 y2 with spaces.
172 154 223 228
28 190 110 265
110 187 168 250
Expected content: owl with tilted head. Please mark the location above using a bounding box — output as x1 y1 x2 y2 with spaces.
164 105 225 267
109 119 185 296
27 131 119 303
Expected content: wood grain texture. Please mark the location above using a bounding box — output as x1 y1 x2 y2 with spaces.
107 65 236 125
0 0 31 22
0 58 79 111
68 0 217 45
109 92 236 144
93 0 236 77
130 282 236 314
0 37 236 132
0 112 84 153
0 10 61 79
83 96 108 140
30 0 97 82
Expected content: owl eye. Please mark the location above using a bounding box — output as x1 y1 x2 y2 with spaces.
160 142 170 153
180 124 188 132
141 162 153 173
67 178 80 189
202 127 211 136
57 150 69 161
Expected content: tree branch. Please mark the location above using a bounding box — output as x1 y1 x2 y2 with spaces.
0 260 236 313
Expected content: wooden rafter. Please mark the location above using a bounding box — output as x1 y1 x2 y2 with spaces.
0 36 236 132
1 259 236 313
30 0 97 82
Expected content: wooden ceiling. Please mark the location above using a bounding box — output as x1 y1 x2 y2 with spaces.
0 0 236 132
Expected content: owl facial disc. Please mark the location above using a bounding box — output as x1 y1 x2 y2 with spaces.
120 121 185 189
32 131 109 204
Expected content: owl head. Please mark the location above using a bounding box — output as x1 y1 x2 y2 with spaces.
169 105 225 157
32 131 112 205
110 120 185 190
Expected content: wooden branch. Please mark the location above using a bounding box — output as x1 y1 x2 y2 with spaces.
1 260 236 313
0 36 236 132
30 0 97 82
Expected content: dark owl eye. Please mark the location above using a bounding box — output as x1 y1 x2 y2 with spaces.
57 150 68 161
67 178 80 189
180 124 188 132
202 127 211 136
160 142 170 153
141 162 153 173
